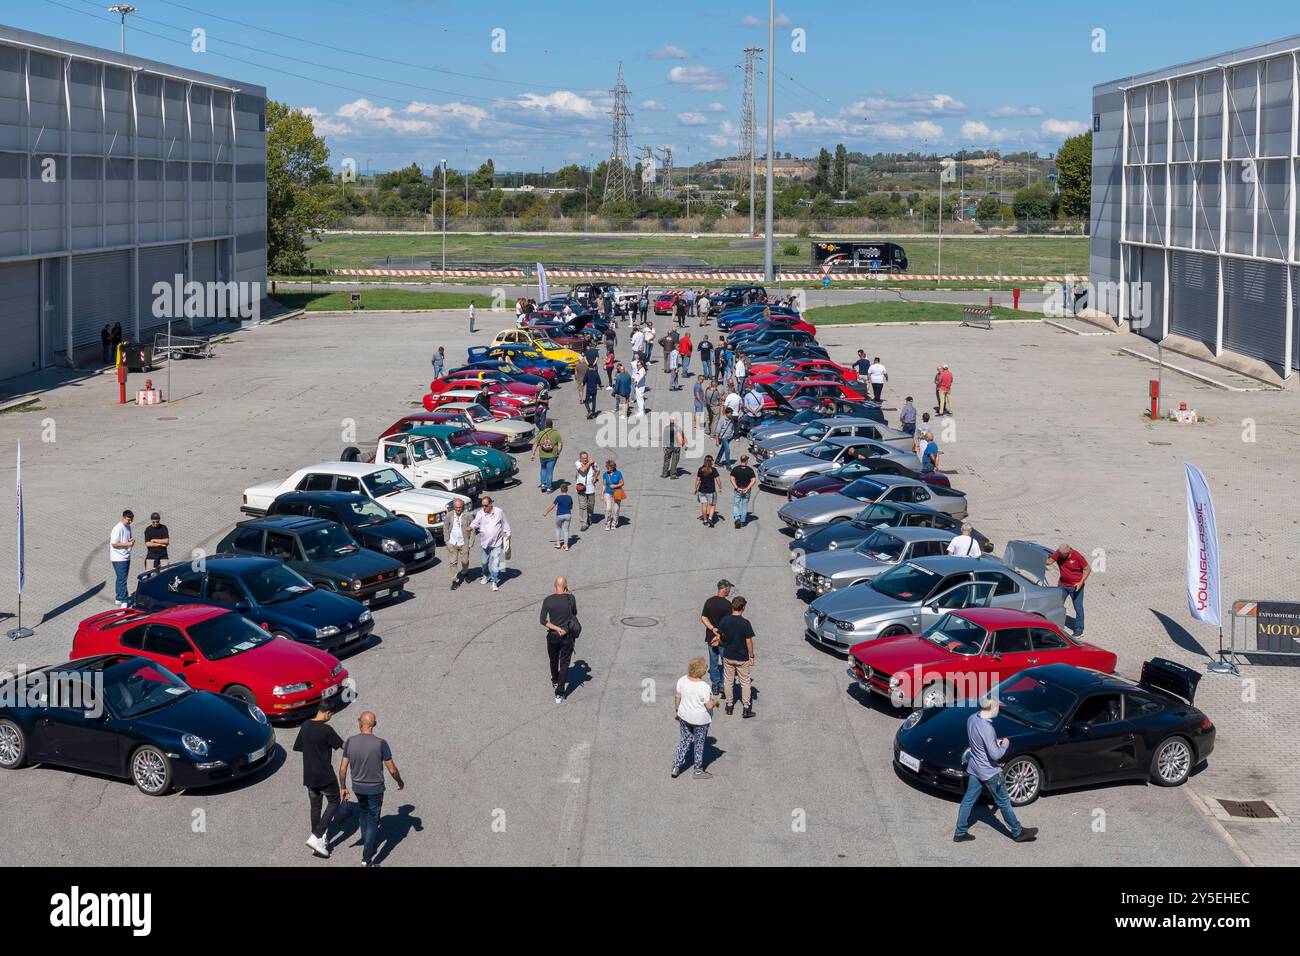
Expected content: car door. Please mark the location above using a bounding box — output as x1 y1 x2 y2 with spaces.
912 576 991 632
142 623 212 690
205 573 249 611
975 570 1026 612
1048 692 1132 786
1028 626 1078 668
37 672 122 772
987 626 1038 676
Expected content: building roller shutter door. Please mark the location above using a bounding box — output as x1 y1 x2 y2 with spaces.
1222 258 1286 368
138 243 187 334
0 262 40 381
190 241 218 327
71 250 132 350
1136 248 1165 341
1168 251 1218 352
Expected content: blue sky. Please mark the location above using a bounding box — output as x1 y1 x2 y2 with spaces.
11 0 1300 172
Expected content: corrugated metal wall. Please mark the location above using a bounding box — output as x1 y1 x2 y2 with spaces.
1168 251 1219 351
1222 258 1287 365
71 250 131 349
138 243 187 333
0 261 40 380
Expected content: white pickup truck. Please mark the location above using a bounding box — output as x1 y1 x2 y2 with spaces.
241 462 471 540
339 431 483 498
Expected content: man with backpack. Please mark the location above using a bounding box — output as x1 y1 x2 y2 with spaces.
532 420 563 492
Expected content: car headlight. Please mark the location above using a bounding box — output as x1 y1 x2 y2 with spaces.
381 538 402 553
423 528 434 544
249 704 268 725
828 541 838 550
807 490 819 497
794 528 805 540
453 477 466 488
427 514 440 524
316 625 341 639
330 662 344 678
273 682 310 696
831 619 855 632
358 610 373 624
351 580 363 590
902 711 923 730
888 673 903 688
182 733 209 756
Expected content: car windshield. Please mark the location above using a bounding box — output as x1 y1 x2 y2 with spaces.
301 523 360 561
363 468 414 497
244 563 314 605
466 405 494 423
995 674 1076 730
790 410 819 425
852 503 900 528
921 613 987 656
344 498 394 527
854 531 906 561
797 424 826 439
533 338 560 350
842 478 887 501
806 442 840 461
871 562 940 602
188 613 273 660
103 658 193 718
408 438 445 462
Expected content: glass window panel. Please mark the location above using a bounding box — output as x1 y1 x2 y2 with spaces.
1195 163 1221 253
1227 64 1258 160
1198 72 1223 160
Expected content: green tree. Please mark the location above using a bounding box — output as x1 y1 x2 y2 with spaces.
813 147 832 192
1056 131 1091 219
1012 183 1056 229
266 100 334 274
833 144 848 196
975 194 1004 224
468 159 496 191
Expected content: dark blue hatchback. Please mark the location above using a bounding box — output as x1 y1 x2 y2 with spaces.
134 555 374 654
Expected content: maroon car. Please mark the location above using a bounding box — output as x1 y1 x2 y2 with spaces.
380 413 508 450
787 458 951 500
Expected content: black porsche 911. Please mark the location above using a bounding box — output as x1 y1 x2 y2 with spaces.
893 659 1215 806
0 655 276 796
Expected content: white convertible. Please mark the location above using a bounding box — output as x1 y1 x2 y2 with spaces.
241 462 471 540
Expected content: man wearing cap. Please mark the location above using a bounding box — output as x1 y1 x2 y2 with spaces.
699 580 734 696
143 513 171 570
1046 543 1091 636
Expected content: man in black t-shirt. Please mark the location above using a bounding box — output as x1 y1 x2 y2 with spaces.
540 576 581 703
699 579 734 695
718 596 756 718
293 703 344 858
851 349 872 385
730 455 757 529
143 513 170 569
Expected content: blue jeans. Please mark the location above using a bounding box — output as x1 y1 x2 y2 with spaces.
1060 584 1085 633
732 491 751 524
707 643 724 689
717 436 732 466
481 543 504 585
955 771 1022 838
112 560 131 603
683 355 691 376
539 457 557 490
355 790 384 863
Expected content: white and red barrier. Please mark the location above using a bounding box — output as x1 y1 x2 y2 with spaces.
329 267 1084 283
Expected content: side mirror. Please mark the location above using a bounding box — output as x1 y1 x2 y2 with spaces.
178 651 197 666
1067 721 1091 736
234 600 252 612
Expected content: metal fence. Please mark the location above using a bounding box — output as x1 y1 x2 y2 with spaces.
1224 599 1300 667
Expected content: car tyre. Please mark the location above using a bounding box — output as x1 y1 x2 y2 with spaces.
1150 736 1193 787
340 446 362 462
918 681 953 709
223 685 257 706
131 745 173 796
0 719 28 769
1003 755 1042 806
271 630 294 642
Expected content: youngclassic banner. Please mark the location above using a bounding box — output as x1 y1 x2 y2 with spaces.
1184 462 1221 627
536 262 548 304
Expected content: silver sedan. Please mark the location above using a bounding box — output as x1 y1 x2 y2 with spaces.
757 438 915 492
794 526 956 596
780 474 968 536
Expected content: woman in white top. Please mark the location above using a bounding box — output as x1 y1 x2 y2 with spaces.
672 657 718 779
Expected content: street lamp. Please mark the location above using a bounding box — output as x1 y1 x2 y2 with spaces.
763 0 775 282
108 4 136 53
440 159 448 282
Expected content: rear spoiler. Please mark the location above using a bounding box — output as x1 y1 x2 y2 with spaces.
1139 657 1201 704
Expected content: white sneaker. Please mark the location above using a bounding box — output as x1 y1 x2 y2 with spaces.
491 583 500 592
306 834 329 857
555 694 565 704
480 575 489 584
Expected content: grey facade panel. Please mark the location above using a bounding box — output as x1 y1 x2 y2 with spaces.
138 243 187 333
0 261 40 380
1136 248 1165 341
1168 251 1218 350
71 250 132 349
1222 258 1287 366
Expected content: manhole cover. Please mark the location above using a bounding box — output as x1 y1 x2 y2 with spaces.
620 616 659 628
1217 799 1279 820
156 416 179 421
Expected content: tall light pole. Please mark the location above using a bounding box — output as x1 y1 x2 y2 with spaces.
937 156 944 286
108 4 136 53
440 158 448 281
762 0 775 282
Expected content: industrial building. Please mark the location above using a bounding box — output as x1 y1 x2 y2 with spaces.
0 23 267 383
1091 35 1300 377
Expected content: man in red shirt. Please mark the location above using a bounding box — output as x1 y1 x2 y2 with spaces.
937 364 954 416
1046 543 1091 636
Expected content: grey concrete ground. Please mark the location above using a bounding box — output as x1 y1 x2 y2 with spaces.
0 306 1293 867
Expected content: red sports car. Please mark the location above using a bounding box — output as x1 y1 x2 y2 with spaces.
748 358 854 385
422 387 534 420
654 291 682 315
762 379 867 409
431 375 544 402
72 605 349 719
726 317 818 337
848 608 1117 709
787 459 951 499
380 413 508 450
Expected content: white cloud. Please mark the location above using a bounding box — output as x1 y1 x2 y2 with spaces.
988 105 1044 118
741 13 793 27
677 112 711 126
850 93 967 119
649 45 691 60
706 119 737 149
868 119 944 141
706 102 726 112
509 91 600 118
1041 118 1087 137
669 65 728 92
640 99 665 110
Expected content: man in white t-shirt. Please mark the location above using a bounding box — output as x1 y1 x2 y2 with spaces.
632 360 648 417
867 357 888 402
947 523 982 557
574 452 601 531
723 389 741 417
630 327 646 366
109 509 136 607
734 357 747 391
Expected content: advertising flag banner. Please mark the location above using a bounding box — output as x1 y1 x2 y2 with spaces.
537 262 548 304
1184 462 1220 627
15 443 23 595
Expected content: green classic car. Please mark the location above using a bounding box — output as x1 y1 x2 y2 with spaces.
405 425 518 486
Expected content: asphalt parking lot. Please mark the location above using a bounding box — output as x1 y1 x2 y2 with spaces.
0 305 1294 867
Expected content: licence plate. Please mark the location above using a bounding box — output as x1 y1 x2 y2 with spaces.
898 750 921 773
413 551 427 560
247 745 268 764
322 684 339 698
